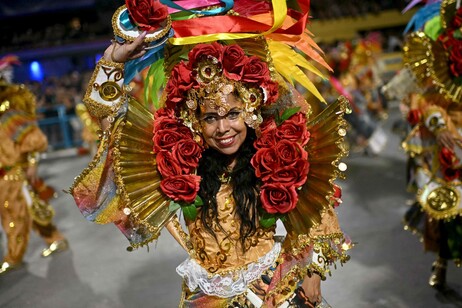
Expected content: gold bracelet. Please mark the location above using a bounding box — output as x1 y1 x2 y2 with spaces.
27 152 39 166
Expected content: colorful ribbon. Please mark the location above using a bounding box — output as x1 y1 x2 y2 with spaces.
119 10 136 30
161 0 233 15
124 29 174 83
168 0 289 45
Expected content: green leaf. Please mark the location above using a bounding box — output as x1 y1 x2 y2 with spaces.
423 16 443 41
274 109 282 125
194 195 204 207
170 11 197 20
454 29 462 40
182 204 198 220
455 76 462 86
169 201 181 213
280 107 301 123
144 59 166 110
259 213 277 228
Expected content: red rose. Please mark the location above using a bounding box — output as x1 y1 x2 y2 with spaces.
271 159 309 187
438 31 454 49
448 42 462 77
160 174 201 203
452 7 462 28
262 79 279 104
450 60 462 78
275 140 308 167
406 109 421 126
155 107 175 120
276 113 310 146
154 117 181 132
153 129 184 152
438 31 462 77
242 56 270 84
188 43 223 69
126 0 169 32
156 150 182 177
165 62 198 108
222 45 248 81
331 184 342 208
260 183 298 214
251 147 279 181
439 147 459 168
442 167 460 182
254 132 278 149
172 139 203 173
259 117 277 135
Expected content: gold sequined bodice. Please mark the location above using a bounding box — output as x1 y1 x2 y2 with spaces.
187 184 275 274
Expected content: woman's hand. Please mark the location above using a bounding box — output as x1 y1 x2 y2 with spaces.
300 273 322 306
26 165 38 185
436 129 462 149
103 31 148 63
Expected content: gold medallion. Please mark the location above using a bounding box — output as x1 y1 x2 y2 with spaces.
427 186 458 212
99 81 122 101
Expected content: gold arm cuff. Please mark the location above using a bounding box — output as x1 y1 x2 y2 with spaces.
83 58 125 118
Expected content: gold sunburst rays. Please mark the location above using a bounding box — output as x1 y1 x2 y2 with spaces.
113 97 175 244
285 96 350 233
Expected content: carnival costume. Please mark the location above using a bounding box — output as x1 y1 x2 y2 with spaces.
0 58 68 274
385 0 462 289
70 0 351 306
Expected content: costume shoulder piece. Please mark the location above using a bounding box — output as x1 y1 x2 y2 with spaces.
71 97 175 248
286 96 349 235
403 0 462 103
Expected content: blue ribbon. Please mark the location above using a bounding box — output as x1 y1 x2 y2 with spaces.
124 29 174 84
160 0 234 15
120 10 136 30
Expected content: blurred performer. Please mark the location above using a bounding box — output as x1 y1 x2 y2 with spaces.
0 56 68 275
390 0 462 289
75 103 99 156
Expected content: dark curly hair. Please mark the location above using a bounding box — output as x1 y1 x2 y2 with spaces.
196 128 260 246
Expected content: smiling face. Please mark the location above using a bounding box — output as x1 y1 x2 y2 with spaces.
200 93 247 156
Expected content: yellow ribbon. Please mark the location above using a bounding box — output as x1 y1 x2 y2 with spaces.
169 0 286 45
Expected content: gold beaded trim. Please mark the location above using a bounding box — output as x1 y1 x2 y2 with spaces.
98 58 125 69
440 0 456 30
84 99 114 119
68 128 110 194
111 5 172 43
1 167 25 182
171 216 195 255
265 236 350 304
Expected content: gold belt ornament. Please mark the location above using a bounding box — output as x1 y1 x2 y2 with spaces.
419 181 462 220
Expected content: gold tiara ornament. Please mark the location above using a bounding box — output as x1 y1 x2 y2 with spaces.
164 42 279 137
